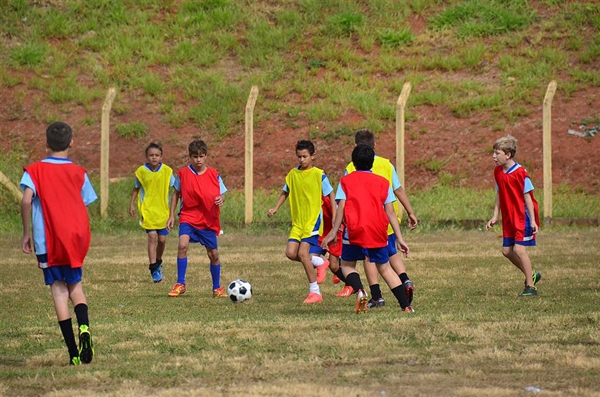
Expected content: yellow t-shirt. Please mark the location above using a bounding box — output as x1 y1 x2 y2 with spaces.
346 156 400 234
135 164 173 230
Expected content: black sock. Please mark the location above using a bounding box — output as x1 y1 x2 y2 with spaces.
149 262 160 271
334 268 346 283
59 319 79 359
157 258 162 266
74 303 89 328
392 285 410 309
345 272 364 293
399 272 409 284
369 284 382 300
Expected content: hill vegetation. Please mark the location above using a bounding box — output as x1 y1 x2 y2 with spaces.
1 0 599 191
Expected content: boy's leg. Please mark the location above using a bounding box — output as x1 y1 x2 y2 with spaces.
285 240 301 262
169 234 190 297
341 261 368 313
297 241 322 303
156 234 167 263
502 245 533 286
147 231 164 283
50 281 79 364
147 231 158 265
206 247 227 297
376 262 411 310
68 282 94 364
389 253 414 304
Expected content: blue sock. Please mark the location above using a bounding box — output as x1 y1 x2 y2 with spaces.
210 263 221 290
177 257 188 285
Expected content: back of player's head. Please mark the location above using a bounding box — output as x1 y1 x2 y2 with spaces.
354 128 375 148
46 122 72 152
295 140 315 155
188 139 208 156
493 135 517 159
145 142 163 155
352 144 375 171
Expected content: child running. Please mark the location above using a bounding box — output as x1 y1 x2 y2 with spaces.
486 135 542 297
166 139 228 298
129 142 174 283
20 121 97 365
268 140 335 304
322 144 413 313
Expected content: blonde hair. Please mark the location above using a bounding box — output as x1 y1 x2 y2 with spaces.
493 135 517 159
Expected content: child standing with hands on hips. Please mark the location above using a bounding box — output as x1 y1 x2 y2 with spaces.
129 142 174 283
20 121 97 365
486 135 542 297
167 139 228 298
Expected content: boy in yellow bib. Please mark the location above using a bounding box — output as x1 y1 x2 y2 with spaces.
129 143 174 283
268 140 335 304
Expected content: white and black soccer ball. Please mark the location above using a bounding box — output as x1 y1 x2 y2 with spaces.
227 279 252 303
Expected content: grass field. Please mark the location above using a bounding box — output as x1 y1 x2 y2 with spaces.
1 229 599 396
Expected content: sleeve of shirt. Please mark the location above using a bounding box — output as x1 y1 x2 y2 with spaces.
321 174 333 196
524 177 534 194
174 175 181 192
391 167 402 189
218 175 227 195
384 186 396 204
133 176 141 189
282 183 289 193
170 175 175 187
82 174 98 206
335 183 346 201
20 172 36 195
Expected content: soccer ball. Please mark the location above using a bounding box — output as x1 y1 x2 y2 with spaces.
227 279 252 303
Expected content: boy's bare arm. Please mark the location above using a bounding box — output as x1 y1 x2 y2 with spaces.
167 190 180 230
322 199 345 249
394 186 418 229
385 202 409 257
128 187 140 217
524 193 538 233
267 191 288 217
486 192 500 230
20 187 34 254
328 190 336 229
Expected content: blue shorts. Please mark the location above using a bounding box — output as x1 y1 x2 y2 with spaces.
289 234 319 246
341 244 390 265
179 223 218 249
309 243 327 255
145 228 169 236
385 234 398 256
38 254 83 285
503 236 536 247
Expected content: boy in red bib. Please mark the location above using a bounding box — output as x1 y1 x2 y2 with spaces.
167 140 228 298
322 144 413 313
486 135 542 297
20 122 97 365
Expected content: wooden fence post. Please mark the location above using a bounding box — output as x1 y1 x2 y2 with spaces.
100 87 116 219
396 82 412 218
0 170 23 203
245 86 259 225
543 81 557 226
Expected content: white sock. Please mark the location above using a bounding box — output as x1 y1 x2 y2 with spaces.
309 282 321 294
311 255 324 267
